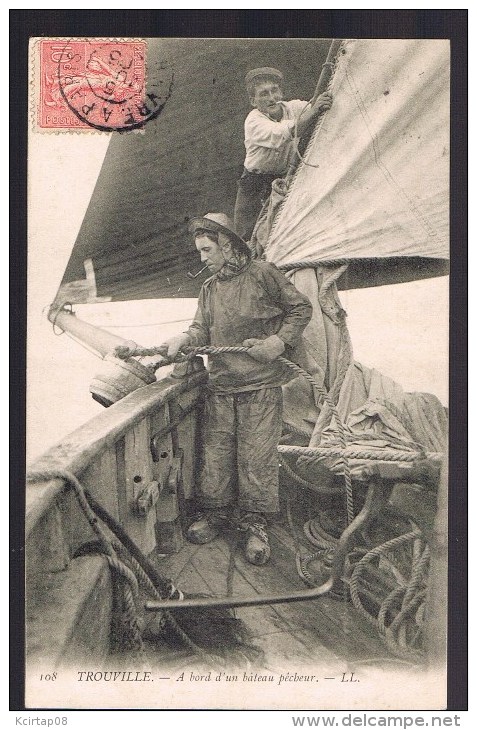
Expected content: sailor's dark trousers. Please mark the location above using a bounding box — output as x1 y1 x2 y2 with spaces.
233 169 279 242
197 387 283 514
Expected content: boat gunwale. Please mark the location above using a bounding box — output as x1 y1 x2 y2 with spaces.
26 370 207 537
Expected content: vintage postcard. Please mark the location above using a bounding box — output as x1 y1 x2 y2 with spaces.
25 34 456 713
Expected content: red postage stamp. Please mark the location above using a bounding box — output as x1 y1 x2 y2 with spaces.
34 39 171 132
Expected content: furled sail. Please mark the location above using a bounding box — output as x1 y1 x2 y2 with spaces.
265 39 449 288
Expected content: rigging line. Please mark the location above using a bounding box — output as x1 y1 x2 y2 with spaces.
268 39 347 238
343 63 443 245
88 318 194 329
291 96 331 170
63 331 104 358
291 101 321 169
251 43 344 256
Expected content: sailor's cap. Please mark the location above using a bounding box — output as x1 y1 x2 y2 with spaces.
245 67 284 87
188 212 248 251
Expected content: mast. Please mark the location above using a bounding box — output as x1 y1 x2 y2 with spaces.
286 38 343 183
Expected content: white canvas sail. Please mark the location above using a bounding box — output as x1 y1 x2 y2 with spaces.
258 40 449 464
266 39 449 269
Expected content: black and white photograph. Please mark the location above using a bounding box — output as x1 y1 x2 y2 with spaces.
16 13 466 714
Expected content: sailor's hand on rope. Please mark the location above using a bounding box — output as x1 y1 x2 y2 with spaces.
242 335 286 363
159 333 191 359
312 91 333 115
113 340 139 360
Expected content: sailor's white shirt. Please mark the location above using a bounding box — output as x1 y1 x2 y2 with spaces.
243 99 308 174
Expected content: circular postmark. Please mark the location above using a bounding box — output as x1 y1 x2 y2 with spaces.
57 40 173 131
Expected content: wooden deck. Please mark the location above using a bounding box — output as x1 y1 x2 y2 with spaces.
146 511 393 673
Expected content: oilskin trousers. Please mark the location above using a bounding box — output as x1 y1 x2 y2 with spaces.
198 387 283 514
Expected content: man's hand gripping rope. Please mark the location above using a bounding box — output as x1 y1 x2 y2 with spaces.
112 334 287 365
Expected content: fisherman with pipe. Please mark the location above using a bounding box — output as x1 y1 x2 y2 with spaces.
234 67 333 241
157 213 312 565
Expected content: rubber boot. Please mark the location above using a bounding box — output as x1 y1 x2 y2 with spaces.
241 513 271 565
187 510 229 545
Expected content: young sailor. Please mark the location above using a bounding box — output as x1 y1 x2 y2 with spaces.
234 67 333 241
159 213 312 565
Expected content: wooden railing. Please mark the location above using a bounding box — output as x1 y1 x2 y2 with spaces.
26 370 207 668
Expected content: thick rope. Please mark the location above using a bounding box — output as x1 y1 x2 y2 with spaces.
278 444 436 462
114 541 161 598
377 585 407 635
349 529 427 661
282 420 311 440
349 530 421 628
389 591 426 641
27 470 139 593
303 518 338 549
124 343 439 517
285 497 326 588
143 345 346 440
116 576 143 654
27 469 228 668
278 258 354 270
27 469 143 654
402 545 430 611
378 589 426 659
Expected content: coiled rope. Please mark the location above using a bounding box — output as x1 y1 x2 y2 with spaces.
285 496 331 588
348 529 428 661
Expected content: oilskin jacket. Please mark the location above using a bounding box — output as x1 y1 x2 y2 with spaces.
184 260 312 393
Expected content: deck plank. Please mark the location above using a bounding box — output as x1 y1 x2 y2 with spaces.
217 531 390 661
191 539 291 639
150 521 393 665
268 519 394 659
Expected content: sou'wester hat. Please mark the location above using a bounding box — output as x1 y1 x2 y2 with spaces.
188 213 247 250
245 67 284 87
